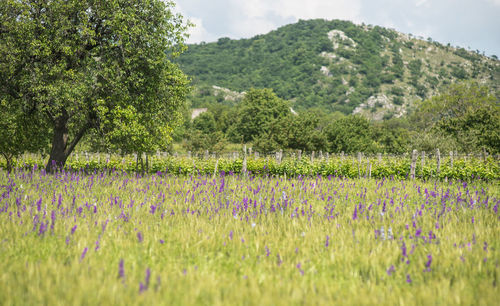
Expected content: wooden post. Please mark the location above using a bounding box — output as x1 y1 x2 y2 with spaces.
410 149 418 180
377 153 382 163
357 152 362 178
298 150 302 161
242 145 247 174
341 151 345 161
204 150 209 160
319 150 323 160
187 151 191 159
213 158 219 178
368 161 372 179
449 151 454 168
311 151 315 163
436 149 441 177
326 152 330 162
421 151 425 178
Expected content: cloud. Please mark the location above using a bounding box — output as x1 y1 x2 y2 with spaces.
172 0 500 55
185 17 216 44
485 0 500 6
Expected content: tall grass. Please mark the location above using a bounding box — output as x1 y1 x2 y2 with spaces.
0 169 498 305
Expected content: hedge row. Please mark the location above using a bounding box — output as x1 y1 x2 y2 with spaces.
2 155 498 181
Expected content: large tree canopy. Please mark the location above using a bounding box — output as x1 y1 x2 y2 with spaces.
0 0 190 171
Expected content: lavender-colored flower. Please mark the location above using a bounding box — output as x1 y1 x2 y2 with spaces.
406 274 412 283
401 242 407 258
229 231 233 240
325 235 330 247
137 232 143 243
159 239 165 244
296 262 304 276
145 268 151 288
71 225 77 235
118 259 125 279
80 247 88 262
415 228 422 238
265 245 270 257
425 254 432 271
386 265 395 276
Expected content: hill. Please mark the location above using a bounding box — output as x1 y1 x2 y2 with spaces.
177 19 500 119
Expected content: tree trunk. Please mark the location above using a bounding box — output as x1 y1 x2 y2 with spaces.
45 109 88 173
46 112 70 172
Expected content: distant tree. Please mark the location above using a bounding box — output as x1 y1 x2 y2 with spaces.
0 0 190 171
325 115 376 153
234 88 290 143
412 81 499 153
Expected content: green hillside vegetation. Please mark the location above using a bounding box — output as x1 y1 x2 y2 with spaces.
173 19 499 155
178 19 499 118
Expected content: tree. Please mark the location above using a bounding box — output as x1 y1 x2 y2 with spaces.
0 101 48 172
0 0 190 171
412 81 499 153
325 115 376 153
234 88 290 143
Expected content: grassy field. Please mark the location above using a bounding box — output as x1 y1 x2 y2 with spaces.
0 169 498 305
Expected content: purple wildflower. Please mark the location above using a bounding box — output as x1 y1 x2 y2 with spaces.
296 263 304 275
406 274 412 283
71 225 77 235
145 268 151 288
80 247 88 262
424 254 432 271
415 228 422 238
159 239 165 244
325 235 330 248
137 232 143 243
229 231 233 240
118 259 125 279
386 265 395 276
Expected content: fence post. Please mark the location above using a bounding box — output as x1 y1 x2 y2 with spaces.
449 151 454 168
341 151 345 161
368 160 372 179
357 152 362 178
242 145 247 175
311 151 315 163
213 158 219 178
377 153 382 163
297 150 302 161
421 151 425 178
436 149 441 178
410 149 418 180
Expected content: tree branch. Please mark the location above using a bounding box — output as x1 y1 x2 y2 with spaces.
64 123 89 157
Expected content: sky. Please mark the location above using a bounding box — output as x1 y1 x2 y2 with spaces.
173 0 500 57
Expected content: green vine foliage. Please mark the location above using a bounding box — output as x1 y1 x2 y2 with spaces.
3 155 498 181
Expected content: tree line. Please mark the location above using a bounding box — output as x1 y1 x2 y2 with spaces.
179 82 499 155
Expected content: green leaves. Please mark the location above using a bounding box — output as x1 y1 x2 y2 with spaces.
0 0 191 167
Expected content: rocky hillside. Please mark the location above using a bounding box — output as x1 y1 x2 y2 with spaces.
177 19 499 119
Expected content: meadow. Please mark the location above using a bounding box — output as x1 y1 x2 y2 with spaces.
0 167 498 305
